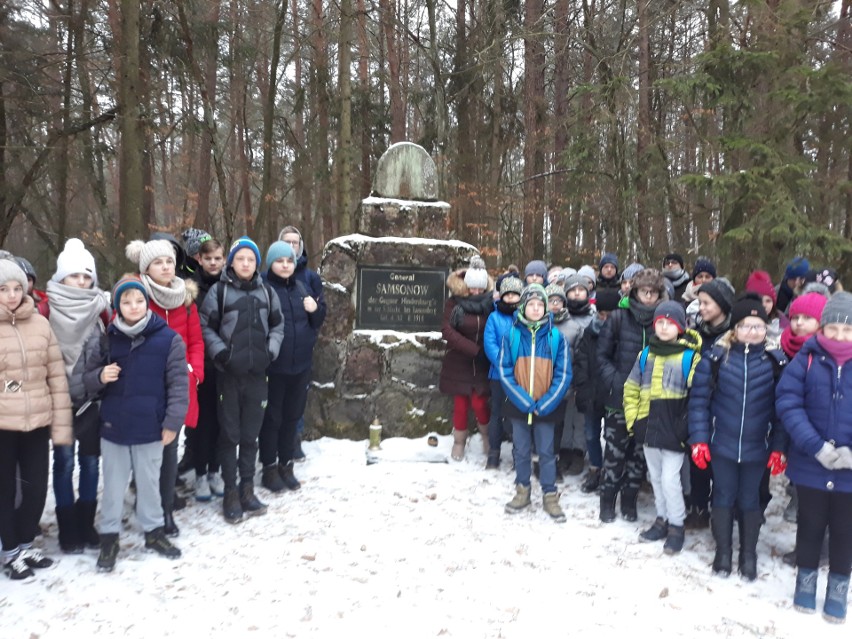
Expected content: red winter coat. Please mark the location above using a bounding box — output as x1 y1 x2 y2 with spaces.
148 280 205 428
438 270 494 396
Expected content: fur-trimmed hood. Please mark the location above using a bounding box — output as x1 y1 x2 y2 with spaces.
184 278 199 307
446 268 495 298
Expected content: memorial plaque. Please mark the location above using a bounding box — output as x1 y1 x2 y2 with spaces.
357 266 447 331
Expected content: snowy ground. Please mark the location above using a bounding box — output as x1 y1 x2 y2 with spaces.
1 434 849 639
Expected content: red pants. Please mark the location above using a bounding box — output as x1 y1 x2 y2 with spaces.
453 392 491 431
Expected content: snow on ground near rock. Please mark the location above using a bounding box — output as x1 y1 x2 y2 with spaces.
1 435 849 639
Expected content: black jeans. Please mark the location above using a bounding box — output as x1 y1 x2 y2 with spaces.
217 372 268 488
0 428 49 551
193 364 221 476
160 436 179 512
258 369 311 467
796 485 852 575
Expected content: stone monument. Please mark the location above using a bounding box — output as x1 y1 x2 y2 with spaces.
306 142 482 439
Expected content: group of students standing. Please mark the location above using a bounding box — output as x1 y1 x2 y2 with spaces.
440 252 851 624
0 226 325 579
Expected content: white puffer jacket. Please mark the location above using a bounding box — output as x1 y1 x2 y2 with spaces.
0 296 72 444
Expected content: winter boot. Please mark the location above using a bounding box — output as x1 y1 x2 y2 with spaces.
543 492 567 523
738 510 762 582
18 545 54 570
208 472 225 497
581 467 601 494
620 488 639 522
222 487 244 524
663 525 685 555
3 552 34 580
505 484 532 514
97 534 120 573
599 490 618 523
711 507 734 577
793 567 818 613
261 464 286 493
477 423 489 457
293 433 306 463
144 527 181 559
639 517 668 542
451 429 467 461
163 511 180 538
823 572 850 624
685 506 710 530
279 462 301 491
75 500 100 549
55 505 83 554
239 482 268 517
485 450 500 470
194 472 212 501
565 449 585 476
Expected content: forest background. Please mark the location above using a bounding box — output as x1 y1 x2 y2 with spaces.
0 0 850 286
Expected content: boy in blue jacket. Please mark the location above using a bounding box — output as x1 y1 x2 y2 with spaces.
82 277 188 572
499 284 571 522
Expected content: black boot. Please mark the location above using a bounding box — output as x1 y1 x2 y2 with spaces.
600 490 617 523
75 500 100 549
144 527 181 559
97 533 120 573
56 505 84 554
262 464 286 493
620 488 639 522
738 510 762 582
279 462 302 491
223 487 243 524
163 511 180 537
711 507 734 577
239 481 268 517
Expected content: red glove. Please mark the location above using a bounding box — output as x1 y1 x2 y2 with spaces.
767 451 787 476
691 443 711 470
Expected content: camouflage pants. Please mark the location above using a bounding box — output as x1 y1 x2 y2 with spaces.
601 410 646 493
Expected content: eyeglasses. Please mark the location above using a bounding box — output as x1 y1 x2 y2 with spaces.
637 288 659 299
736 324 767 334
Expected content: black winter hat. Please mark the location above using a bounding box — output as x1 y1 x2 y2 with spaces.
663 253 684 269
698 277 734 315
692 258 717 281
729 292 769 327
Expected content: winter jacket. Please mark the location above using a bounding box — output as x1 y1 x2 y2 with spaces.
623 330 702 452
553 308 595 361
82 313 189 445
498 313 571 421
148 279 205 428
776 337 852 493
294 253 327 324
573 317 607 414
265 269 325 375
688 333 787 464
439 269 493 396
0 296 72 444
190 268 221 310
597 301 659 412
483 301 516 380
199 268 284 376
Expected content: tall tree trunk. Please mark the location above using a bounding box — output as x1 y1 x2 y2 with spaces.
338 0 354 234
381 0 405 142
522 0 546 260
311 0 332 243
357 0 372 200
195 1 221 230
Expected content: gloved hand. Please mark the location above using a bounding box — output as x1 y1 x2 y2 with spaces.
691 443 711 470
213 349 230 367
834 446 852 470
767 451 787 476
815 441 841 470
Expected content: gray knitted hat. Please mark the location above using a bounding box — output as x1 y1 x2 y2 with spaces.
821 292 852 327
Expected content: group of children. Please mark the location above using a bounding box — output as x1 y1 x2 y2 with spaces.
439 253 851 624
0 227 325 577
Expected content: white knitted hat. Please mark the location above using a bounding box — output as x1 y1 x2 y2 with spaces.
52 238 98 285
125 239 176 275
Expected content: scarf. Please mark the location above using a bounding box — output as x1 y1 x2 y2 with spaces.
550 307 569 324
142 274 186 311
46 280 109 374
664 268 690 289
496 300 518 316
648 335 687 357
113 310 152 338
780 327 812 359
567 298 591 316
628 298 658 327
816 333 852 368
450 290 493 329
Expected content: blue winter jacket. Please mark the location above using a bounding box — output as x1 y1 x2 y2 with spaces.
498 313 571 421
688 338 786 464
483 302 516 380
776 337 852 493
83 313 189 446
265 269 326 375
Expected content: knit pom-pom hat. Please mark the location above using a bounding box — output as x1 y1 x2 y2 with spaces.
125 239 175 275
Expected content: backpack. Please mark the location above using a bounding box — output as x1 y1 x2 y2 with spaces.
638 346 696 383
508 323 562 368
216 279 274 323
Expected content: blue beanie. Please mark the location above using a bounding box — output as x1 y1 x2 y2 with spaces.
112 276 148 315
524 260 548 280
692 258 717 281
227 236 261 268
784 256 810 281
599 253 619 272
265 241 296 270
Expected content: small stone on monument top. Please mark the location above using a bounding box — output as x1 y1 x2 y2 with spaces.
372 142 438 201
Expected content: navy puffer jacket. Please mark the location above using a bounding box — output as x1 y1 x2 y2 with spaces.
265 269 325 375
597 306 652 411
776 337 852 493
688 336 787 463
